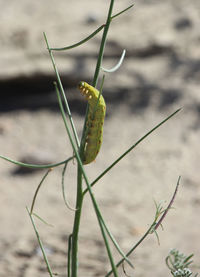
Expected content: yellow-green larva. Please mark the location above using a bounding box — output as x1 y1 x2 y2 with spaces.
78 81 106 165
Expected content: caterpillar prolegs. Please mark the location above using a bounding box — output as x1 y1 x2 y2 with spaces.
78 81 106 165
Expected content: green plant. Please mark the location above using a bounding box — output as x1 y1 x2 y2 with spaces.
0 1 182 276
166 249 198 277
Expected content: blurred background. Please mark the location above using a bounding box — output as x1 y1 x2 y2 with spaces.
0 0 200 276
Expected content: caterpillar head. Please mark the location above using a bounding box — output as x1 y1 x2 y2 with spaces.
78 81 85 89
78 81 92 101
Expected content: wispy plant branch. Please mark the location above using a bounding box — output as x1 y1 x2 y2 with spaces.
0 154 73 169
27 208 54 277
84 108 181 195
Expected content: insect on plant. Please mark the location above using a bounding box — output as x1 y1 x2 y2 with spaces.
78 81 106 165
0 1 182 277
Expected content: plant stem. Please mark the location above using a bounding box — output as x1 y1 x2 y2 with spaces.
27 208 54 277
0 154 73 169
67 234 73 277
92 0 114 87
71 2 116 275
50 24 105 51
71 165 83 277
30 169 52 214
105 177 181 277
68 3 131 271
44 32 80 148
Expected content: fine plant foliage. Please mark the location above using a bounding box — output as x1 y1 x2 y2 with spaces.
0 1 186 277
166 249 198 277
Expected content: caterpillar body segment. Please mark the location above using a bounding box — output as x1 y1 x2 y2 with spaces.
78 81 106 165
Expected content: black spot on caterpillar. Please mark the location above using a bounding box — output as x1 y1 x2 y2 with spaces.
78 81 106 165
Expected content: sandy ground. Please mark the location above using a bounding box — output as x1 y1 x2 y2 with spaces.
0 0 200 276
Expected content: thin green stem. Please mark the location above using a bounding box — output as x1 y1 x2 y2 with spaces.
0 154 73 169
53 82 84 277
111 4 134 20
98 217 118 277
62 163 77 211
50 24 105 51
68 234 73 277
92 0 114 87
99 213 133 269
83 108 181 195
105 223 154 277
30 169 52 214
154 176 181 230
31 213 53 227
44 32 80 148
106 177 181 277
54 82 81 162
91 195 133 269
71 164 83 277
27 208 54 277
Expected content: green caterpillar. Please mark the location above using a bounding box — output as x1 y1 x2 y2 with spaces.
78 81 106 165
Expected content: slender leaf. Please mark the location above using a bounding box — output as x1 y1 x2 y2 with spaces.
0 154 73 169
